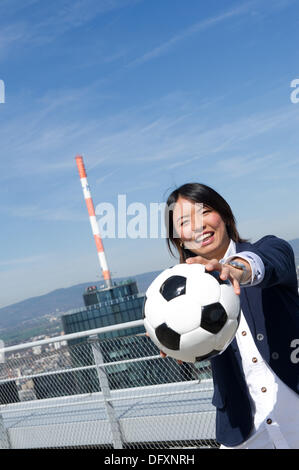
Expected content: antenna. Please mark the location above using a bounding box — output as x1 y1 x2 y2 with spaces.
75 155 112 289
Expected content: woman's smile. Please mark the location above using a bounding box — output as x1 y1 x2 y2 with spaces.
194 231 215 245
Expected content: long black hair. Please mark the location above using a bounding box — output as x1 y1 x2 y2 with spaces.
165 183 248 263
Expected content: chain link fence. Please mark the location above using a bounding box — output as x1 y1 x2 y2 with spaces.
0 323 218 449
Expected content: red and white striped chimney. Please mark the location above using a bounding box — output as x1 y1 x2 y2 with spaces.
75 155 112 289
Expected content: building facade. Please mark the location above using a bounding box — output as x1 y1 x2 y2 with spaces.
58 279 194 395
62 280 144 340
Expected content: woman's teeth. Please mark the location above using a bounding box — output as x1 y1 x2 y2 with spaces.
195 232 213 243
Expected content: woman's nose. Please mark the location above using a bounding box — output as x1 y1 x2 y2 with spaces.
191 212 204 232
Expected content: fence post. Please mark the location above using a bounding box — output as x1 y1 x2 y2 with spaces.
89 335 124 449
0 414 10 448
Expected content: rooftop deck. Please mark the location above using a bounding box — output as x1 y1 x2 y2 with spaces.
0 320 217 449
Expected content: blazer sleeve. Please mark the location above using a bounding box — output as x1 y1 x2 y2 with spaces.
246 235 297 289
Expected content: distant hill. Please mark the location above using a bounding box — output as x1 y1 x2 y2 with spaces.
0 237 298 331
0 270 162 330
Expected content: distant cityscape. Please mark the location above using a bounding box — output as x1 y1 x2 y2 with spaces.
0 278 147 402
0 337 69 402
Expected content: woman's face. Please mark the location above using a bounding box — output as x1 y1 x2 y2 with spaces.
172 196 230 260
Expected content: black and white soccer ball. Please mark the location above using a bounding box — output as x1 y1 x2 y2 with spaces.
143 263 241 363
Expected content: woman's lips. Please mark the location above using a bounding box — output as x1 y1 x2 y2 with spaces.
195 231 215 246
201 232 214 246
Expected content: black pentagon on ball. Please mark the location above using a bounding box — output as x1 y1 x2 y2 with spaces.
155 323 180 350
200 302 228 334
159 275 187 302
205 269 230 285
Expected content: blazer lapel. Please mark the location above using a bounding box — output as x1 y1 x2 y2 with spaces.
235 241 257 338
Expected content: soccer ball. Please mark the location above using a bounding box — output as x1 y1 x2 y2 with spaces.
143 263 241 363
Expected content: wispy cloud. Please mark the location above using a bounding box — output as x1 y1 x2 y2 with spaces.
0 254 48 268
0 0 141 57
125 181 160 193
205 153 279 178
30 0 140 44
2 84 299 183
127 0 297 68
1 204 85 223
128 1 255 67
96 169 120 184
0 23 28 58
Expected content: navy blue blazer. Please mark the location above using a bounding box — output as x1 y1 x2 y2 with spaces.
210 235 299 447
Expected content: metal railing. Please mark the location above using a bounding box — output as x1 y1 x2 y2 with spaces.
0 320 217 449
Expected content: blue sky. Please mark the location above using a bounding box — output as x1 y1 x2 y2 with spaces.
0 0 299 308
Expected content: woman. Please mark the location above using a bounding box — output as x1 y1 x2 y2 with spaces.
164 182 299 449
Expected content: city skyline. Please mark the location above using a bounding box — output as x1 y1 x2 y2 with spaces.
1 0 299 308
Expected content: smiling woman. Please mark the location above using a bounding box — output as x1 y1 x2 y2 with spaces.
163 182 299 449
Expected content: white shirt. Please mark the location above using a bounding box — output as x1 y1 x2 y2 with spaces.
219 240 299 449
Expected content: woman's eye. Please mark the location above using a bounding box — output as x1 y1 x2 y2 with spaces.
180 220 189 226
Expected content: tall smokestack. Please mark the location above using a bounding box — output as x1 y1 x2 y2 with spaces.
75 155 112 289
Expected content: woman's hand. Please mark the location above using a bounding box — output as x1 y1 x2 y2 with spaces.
185 256 251 295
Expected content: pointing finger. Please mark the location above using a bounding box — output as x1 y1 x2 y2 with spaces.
231 276 241 296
